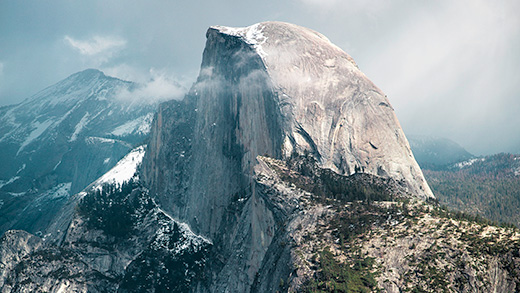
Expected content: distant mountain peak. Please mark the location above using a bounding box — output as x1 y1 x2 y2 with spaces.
71 68 105 77
407 134 474 169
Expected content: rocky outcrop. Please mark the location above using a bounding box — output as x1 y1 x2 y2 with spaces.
212 22 432 199
0 165 211 292
142 21 433 291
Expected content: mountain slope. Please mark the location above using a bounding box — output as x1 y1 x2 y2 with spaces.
424 153 520 227
408 134 474 169
1 153 518 292
0 148 211 292
0 69 157 235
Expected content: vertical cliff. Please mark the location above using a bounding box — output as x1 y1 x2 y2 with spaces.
142 21 434 290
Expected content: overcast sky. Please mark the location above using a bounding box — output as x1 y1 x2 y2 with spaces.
1 0 519 155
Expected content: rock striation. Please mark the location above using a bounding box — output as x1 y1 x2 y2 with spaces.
142 21 433 291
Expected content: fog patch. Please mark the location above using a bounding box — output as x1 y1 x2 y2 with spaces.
114 68 188 104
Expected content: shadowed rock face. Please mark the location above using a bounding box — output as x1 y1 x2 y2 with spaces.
142 21 434 291
144 21 432 232
143 27 284 237
218 21 432 199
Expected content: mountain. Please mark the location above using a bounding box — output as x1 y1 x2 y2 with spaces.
0 69 157 235
424 153 520 227
0 22 519 292
0 147 211 292
141 21 432 290
407 134 474 170
407 135 520 227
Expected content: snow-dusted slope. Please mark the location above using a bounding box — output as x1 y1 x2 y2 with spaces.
94 145 145 188
0 69 158 235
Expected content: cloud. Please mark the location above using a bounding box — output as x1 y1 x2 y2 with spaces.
297 0 390 15
64 35 126 56
113 68 187 104
329 0 520 154
64 35 127 67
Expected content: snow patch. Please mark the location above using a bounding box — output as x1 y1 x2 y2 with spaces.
53 160 62 171
94 145 146 189
0 176 20 189
17 119 54 155
212 23 269 60
85 136 117 144
70 112 90 142
16 164 26 175
455 158 485 169
153 208 212 254
40 182 72 200
110 113 154 136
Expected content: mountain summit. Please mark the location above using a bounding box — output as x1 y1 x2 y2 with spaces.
142 21 433 290
0 69 157 235
145 21 432 233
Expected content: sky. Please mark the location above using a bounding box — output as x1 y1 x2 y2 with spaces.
0 0 519 155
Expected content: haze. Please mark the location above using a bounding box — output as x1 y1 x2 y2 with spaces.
0 0 518 155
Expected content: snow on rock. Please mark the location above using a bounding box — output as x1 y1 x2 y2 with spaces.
85 136 117 145
7 192 26 197
455 158 485 169
0 176 20 189
69 112 90 142
110 113 154 136
94 145 146 188
212 23 269 59
38 182 72 200
153 208 212 253
15 164 26 175
16 119 54 155
514 167 520 176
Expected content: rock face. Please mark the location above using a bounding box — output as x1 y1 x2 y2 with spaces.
0 69 157 235
212 22 432 198
142 21 433 291
0 148 211 292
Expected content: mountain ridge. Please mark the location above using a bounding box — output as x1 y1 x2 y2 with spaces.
0 69 158 235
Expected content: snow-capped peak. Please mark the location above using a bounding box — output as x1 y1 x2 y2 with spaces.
211 23 268 59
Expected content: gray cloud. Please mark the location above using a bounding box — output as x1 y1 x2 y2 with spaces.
0 0 518 154
113 68 187 104
64 35 126 56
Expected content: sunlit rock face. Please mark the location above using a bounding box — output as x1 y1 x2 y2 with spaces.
144 21 432 235
142 21 433 291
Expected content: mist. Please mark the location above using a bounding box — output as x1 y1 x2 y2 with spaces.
0 0 518 155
